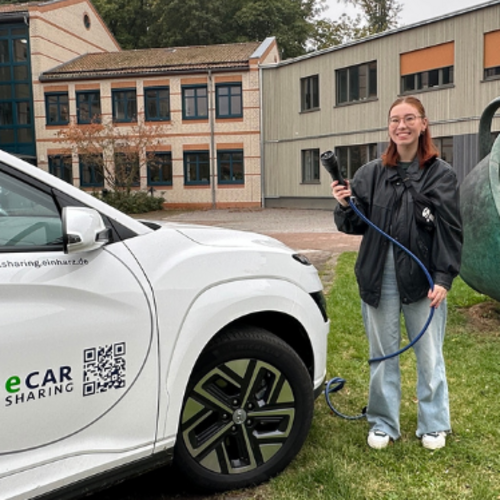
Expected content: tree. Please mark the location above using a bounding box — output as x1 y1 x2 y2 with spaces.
146 0 236 48
310 13 366 50
309 0 401 51
92 0 152 49
230 0 320 58
92 0 325 59
57 119 167 194
339 0 402 34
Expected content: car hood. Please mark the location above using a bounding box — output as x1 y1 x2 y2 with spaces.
156 222 292 251
125 220 323 300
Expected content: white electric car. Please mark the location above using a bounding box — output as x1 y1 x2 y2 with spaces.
0 150 329 499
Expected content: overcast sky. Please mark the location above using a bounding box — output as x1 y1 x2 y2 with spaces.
324 0 491 26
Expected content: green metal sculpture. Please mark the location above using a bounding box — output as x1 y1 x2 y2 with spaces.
459 97 500 301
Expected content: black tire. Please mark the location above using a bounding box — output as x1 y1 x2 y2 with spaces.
174 326 314 492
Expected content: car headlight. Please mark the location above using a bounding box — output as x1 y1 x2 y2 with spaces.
292 253 311 266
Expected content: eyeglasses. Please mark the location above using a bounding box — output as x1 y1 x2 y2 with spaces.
388 114 422 126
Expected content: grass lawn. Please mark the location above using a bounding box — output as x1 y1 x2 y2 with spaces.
265 252 500 500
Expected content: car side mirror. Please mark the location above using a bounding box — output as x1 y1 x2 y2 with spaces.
62 207 111 254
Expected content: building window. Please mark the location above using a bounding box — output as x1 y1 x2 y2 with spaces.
484 30 500 80
218 150 244 184
300 75 319 111
79 154 104 188
400 42 454 94
335 144 377 179
216 83 242 118
434 137 453 166
45 92 69 125
144 87 170 121
184 150 210 185
112 89 137 123
83 14 91 29
0 24 35 158
401 66 454 93
114 152 140 187
182 85 208 119
485 66 500 80
76 90 101 124
48 155 73 184
147 151 172 185
336 62 377 105
301 149 320 183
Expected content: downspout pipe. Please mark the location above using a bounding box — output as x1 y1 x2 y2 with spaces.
208 69 216 208
259 65 265 208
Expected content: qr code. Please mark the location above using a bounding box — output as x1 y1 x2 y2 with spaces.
83 342 126 397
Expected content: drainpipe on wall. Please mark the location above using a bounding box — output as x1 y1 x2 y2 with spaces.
259 65 265 208
208 69 216 208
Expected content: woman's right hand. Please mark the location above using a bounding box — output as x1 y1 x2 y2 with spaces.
331 180 352 207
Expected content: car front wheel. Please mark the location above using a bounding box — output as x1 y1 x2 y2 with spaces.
174 326 314 491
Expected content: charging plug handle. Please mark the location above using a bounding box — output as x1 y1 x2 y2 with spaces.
320 150 346 186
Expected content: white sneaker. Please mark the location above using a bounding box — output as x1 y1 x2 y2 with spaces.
421 431 446 450
367 430 390 449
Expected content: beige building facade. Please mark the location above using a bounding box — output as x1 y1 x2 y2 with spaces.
1 0 279 209
261 0 500 208
38 40 279 209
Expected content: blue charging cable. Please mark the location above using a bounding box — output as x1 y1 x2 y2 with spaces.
325 196 435 419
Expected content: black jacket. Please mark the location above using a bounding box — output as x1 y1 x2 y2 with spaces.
334 157 462 308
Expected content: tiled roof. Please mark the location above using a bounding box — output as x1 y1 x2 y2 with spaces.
0 1 54 14
41 42 262 80
0 3 29 13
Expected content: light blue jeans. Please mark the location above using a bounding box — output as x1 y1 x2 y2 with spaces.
361 245 450 440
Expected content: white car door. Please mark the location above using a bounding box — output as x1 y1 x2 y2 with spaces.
0 168 158 497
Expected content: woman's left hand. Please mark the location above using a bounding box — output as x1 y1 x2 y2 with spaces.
428 285 448 308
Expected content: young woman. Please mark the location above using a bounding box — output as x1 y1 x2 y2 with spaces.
332 96 462 450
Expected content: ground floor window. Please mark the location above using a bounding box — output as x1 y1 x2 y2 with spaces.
48 155 72 184
114 152 140 188
217 150 244 184
79 154 104 188
335 144 377 179
184 150 210 185
301 149 320 183
147 151 172 186
434 137 453 166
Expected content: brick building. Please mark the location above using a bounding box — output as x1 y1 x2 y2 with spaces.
39 40 279 209
0 0 279 209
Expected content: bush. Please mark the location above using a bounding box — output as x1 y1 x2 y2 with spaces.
95 190 165 214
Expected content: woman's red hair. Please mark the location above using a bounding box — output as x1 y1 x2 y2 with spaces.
381 96 439 168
